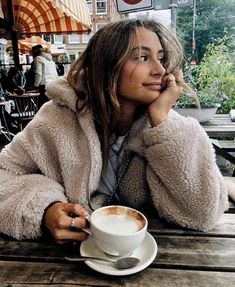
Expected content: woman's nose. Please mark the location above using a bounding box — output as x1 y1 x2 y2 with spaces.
151 60 165 77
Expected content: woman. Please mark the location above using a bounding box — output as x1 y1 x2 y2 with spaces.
0 19 229 243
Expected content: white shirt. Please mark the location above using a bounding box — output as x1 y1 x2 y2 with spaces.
90 133 128 209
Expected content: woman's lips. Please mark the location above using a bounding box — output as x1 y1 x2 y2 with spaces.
143 82 162 90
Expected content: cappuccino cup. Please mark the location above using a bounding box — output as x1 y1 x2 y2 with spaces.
85 205 147 256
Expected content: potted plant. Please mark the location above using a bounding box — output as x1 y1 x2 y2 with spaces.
174 90 222 123
174 35 233 123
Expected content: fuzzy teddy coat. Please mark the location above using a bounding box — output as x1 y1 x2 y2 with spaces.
0 77 229 239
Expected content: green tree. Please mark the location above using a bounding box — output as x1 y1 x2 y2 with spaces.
177 0 235 64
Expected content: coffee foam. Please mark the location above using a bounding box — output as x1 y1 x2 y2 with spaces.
93 206 145 235
94 214 141 235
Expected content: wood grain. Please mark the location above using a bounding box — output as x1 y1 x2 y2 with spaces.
0 261 235 287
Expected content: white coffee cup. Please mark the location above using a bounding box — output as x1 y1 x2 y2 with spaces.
84 205 148 256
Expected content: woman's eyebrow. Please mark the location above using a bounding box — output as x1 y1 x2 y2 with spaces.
131 46 164 54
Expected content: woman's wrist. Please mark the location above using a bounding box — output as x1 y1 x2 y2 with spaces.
148 111 168 127
41 201 61 227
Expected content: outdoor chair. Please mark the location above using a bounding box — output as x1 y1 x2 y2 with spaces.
0 117 15 142
0 101 15 141
7 93 39 131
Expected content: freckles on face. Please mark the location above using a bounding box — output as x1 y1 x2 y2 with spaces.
117 27 166 105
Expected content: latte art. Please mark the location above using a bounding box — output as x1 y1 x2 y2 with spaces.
94 214 142 235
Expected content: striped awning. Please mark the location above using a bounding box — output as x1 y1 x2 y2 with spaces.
6 36 51 54
1 0 92 37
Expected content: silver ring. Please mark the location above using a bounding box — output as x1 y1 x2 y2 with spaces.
70 218 76 229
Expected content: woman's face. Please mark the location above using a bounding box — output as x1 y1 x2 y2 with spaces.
117 27 166 106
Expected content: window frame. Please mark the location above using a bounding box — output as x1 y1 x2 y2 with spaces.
96 0 107 15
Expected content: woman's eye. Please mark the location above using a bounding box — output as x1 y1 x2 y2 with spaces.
158 58 164 64
137 55 149 62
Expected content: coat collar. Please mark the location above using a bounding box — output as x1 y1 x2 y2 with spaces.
46 76 78 112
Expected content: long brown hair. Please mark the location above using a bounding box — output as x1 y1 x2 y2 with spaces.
67 19 194 163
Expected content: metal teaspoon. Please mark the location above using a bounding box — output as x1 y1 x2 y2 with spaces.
64 256 140 269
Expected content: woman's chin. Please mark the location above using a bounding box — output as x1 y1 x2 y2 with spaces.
148 93 161 103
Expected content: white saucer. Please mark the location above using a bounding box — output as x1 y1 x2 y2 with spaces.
80 232 157 276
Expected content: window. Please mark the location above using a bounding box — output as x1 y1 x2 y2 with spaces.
68 34 80 43
42 35 51 42
69 54 76 63
82 33 92 44
53 34 63 44
86 0 93 14
96 0 107 14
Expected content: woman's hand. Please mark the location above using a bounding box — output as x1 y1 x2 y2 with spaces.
148 69 183 126
42 202 89 244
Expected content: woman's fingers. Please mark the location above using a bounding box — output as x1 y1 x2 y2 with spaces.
66 215 89 230
172 69 183 81
53 228 89 243
63 202 89 217
43 202 90 243
172 69 184 92
162 72 183 96
166 74 177 87
163 69 184 86
147 70 185 126
53 215 89 242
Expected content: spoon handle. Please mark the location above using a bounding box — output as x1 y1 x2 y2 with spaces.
65 256 113 263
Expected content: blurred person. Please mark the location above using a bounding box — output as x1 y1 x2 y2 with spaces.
18 64 26 88
3 67 24 94
24 62 37 91
25 45 43 91
0 19 231 243
34 48 58 107
56 63 65 76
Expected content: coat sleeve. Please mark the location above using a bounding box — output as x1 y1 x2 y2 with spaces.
34 57 43 87
0 120 68 239
143 111 229 231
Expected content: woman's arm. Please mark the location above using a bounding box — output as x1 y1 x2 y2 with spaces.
143 111 228 231
0 102 91 242
0 129 68 239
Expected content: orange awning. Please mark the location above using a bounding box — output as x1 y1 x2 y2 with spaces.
1 0 92 37
6 35 51 54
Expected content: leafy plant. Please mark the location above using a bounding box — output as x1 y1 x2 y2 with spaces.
192 35 234 93
58 54 69 63
176 91 221 109
178 34 235 112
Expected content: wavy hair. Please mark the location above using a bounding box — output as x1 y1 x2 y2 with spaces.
67 19 192 163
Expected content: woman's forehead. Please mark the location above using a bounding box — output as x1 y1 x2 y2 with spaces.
130 27 162 50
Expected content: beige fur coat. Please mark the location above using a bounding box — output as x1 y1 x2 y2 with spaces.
0 77 229 239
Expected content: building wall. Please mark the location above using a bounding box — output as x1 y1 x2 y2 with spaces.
51 0 122 63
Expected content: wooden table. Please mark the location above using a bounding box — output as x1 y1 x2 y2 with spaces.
0 202 234 286
202 115 235 171
202 114 235 138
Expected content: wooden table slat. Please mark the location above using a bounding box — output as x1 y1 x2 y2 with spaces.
201 114 235 138
153 235 235 271
148 213 235 236
0 234 234 272
0 261 235 287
